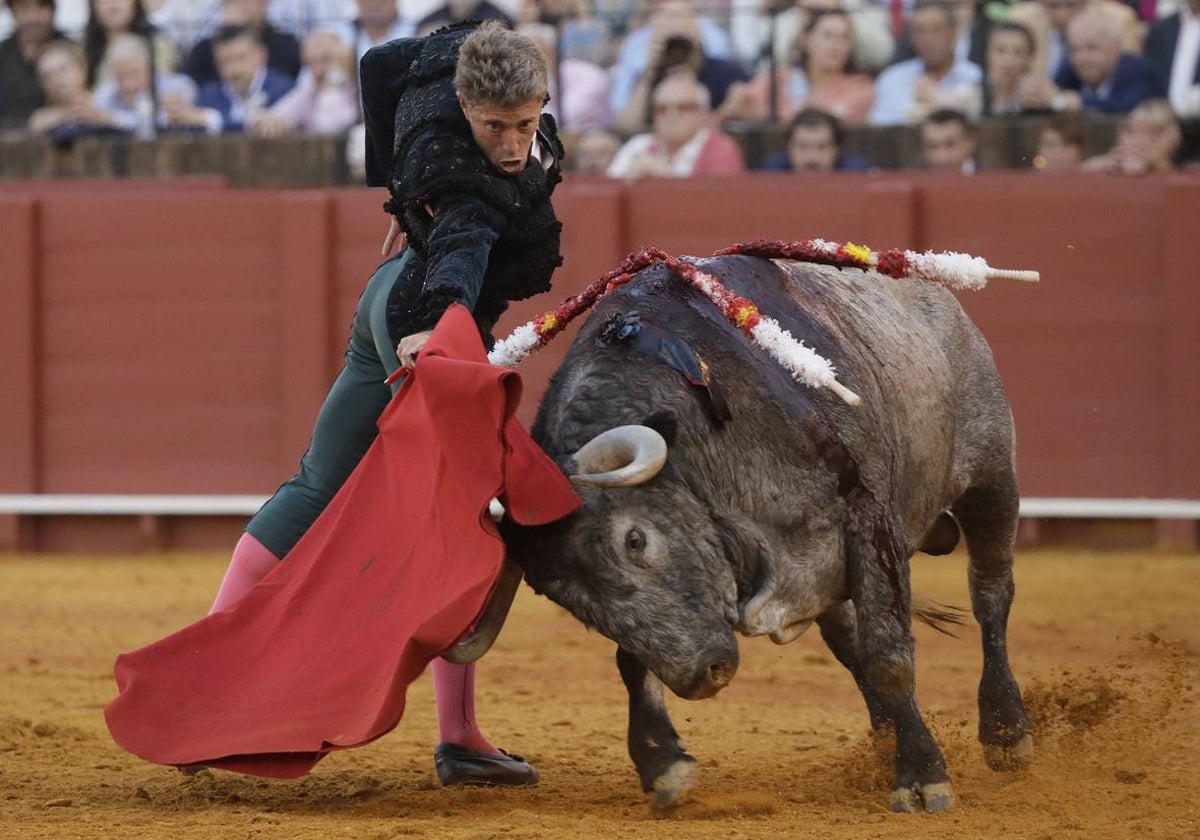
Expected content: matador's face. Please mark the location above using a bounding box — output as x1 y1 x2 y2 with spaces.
458 95 544 175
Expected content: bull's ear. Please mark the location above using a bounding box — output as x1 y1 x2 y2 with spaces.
641 411 678 447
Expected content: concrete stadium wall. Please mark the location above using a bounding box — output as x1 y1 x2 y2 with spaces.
1 173 1198 551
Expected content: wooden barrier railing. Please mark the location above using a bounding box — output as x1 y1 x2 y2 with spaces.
0 133 351 186
0 117 1124 185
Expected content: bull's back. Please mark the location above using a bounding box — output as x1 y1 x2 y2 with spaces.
701 256 1011 526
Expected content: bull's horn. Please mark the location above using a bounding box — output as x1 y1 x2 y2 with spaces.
569 425 668 487
442 559 524 664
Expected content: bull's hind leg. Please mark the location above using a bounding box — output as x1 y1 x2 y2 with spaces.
845 513 954 813
616 647 695 808
952 473 1034 770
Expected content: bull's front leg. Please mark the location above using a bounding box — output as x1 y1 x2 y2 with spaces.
847 515 954 814
616 646 695 808
816 601 891 732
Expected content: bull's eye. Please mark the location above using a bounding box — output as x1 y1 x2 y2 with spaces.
625 528 646 552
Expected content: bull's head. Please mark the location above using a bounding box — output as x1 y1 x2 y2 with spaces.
504 414 741 701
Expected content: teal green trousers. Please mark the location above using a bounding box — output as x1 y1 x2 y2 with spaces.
246 250 411 558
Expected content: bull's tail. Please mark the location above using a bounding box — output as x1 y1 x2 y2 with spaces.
912 596 968 638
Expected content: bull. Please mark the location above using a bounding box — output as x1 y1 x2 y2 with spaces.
497 253 1034 813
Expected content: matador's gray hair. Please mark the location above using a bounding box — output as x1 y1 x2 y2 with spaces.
455 21 549 108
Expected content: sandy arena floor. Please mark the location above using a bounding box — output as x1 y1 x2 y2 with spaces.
1 548 1197 839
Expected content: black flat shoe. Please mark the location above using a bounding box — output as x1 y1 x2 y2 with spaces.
434 742 540 787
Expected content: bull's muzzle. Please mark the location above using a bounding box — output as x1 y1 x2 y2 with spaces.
683 657 738 700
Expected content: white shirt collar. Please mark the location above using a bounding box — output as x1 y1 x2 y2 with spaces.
529 126 555 172
1169 7 1200 116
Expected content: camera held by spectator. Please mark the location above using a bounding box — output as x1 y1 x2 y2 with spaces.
613 0 748 132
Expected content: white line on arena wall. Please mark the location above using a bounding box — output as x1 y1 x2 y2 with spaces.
0 495 269 515
1018 498 1200 519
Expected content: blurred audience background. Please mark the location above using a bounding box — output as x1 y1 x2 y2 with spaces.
1 0 1197 174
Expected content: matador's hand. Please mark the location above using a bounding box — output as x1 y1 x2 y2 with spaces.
382 217 408 256
397 330 434 370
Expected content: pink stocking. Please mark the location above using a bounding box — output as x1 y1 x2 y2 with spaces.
431 658 499 755
208 532 280 614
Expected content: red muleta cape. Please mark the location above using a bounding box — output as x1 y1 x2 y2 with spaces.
104 304 581 778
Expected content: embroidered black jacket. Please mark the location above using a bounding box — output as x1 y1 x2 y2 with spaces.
359 23 565 349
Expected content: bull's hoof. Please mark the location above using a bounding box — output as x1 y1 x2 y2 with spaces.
983 732 1034 771
889 781 955 813
649 759 696 809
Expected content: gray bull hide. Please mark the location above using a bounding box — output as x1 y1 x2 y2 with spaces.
501 255 1033 812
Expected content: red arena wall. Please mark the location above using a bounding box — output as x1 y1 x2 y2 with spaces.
1 173 1198 550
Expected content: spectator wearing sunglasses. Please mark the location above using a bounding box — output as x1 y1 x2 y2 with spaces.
607 72 745 179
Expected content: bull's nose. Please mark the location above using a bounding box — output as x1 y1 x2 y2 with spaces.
708 660 736 689
686 658 738 700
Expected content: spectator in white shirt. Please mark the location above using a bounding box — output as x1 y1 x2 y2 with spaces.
868 0 981 125
607 72 746 179
92 31 196 136
1145 0 1200 119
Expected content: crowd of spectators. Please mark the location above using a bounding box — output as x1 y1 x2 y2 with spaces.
2 0 1199 177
